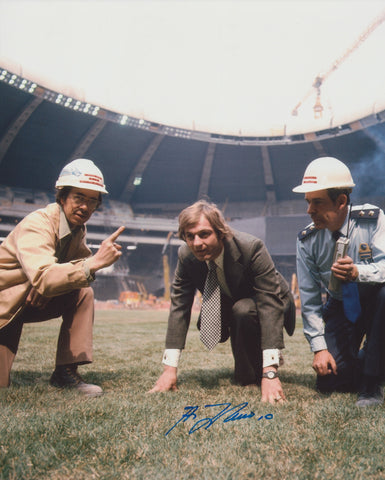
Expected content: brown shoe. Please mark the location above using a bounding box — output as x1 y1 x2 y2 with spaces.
50 365 103 397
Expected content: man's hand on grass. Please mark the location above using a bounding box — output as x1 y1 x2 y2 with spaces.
148 365 178 393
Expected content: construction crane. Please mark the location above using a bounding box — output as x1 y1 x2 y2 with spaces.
291 8 385 118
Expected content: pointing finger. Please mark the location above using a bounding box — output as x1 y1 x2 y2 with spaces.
108 226 125 242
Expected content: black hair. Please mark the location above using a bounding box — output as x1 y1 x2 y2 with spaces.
327 188 352 205
55 187 102 206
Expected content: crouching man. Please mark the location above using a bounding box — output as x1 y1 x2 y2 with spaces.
293 157 385 407
149 200 295 404
0 158 124 396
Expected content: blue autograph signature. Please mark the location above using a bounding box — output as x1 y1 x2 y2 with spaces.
165 402 273 436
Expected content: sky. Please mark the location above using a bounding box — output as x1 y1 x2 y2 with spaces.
1 0 385 136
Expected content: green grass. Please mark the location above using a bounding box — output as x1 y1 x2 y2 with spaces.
1 310 385 479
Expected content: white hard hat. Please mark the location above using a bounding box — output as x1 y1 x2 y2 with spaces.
292 157 355 193
55 159 108 194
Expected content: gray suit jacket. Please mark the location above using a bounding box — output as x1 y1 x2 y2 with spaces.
165 230 290 351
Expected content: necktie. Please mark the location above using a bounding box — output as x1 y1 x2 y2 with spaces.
200 260 221 350
341 282 361 323
332 231 361 323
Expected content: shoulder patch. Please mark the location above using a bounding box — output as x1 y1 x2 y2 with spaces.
351 207 380 220
298 224 317 241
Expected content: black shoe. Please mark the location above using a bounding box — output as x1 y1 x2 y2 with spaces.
50 365 103 397
356 384 383 408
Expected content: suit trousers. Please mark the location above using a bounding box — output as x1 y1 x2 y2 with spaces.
220 295 263 386
0 287 94 387
317 283 385 393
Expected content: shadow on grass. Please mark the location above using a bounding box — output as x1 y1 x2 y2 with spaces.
9 367 317 392
8 368 126 389
179 367 235 389
178 369 317 393
8 370 50 388
281 371 315 389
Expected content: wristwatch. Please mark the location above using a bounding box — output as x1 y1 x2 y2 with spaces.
262 370 279 379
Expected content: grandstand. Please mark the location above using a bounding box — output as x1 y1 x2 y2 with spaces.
1 69 384 299
1 3 385 300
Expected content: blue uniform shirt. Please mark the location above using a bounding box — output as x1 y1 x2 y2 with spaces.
296 204 385 352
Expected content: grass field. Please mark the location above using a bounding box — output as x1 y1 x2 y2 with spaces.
1 309 385 480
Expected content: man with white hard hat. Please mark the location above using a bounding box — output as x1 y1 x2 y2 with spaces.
0 159 124 396
293 156 385 407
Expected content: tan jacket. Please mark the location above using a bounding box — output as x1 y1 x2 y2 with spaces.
0 203 92 329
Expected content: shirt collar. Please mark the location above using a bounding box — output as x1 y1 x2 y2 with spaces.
335 209 350 238
206 247 225 270
59 207 82 239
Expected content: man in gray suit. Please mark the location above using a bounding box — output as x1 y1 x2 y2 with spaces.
150 200 295 404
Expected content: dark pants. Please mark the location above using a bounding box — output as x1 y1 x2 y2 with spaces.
317 284 385 393
199 293 295 386
226 297 262 385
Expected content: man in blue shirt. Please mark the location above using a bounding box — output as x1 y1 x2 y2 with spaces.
293 156 385 407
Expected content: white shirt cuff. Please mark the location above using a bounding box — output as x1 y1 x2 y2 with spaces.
310 335 328 353
263 349 280 368
162 349 182 368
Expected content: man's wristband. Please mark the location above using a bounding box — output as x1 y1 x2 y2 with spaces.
262 370 279 380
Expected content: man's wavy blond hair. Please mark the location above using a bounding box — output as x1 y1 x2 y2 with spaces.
178 200 233 241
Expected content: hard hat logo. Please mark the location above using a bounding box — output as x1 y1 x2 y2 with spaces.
81 173 105 189
59 164 82 178
293 157 355 193
302 175 317 186
55 158 108 194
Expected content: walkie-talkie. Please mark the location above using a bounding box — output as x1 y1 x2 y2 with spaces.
328 236 349 291
328 205 352 291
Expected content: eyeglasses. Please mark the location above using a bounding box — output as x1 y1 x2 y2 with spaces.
70 193 101 211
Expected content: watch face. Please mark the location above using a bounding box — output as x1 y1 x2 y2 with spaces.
264 370 277 379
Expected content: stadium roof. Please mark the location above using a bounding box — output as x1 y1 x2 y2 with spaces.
0 0 384 216
1 0 385 137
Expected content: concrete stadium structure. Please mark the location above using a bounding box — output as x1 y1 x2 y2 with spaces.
0 70 384 299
